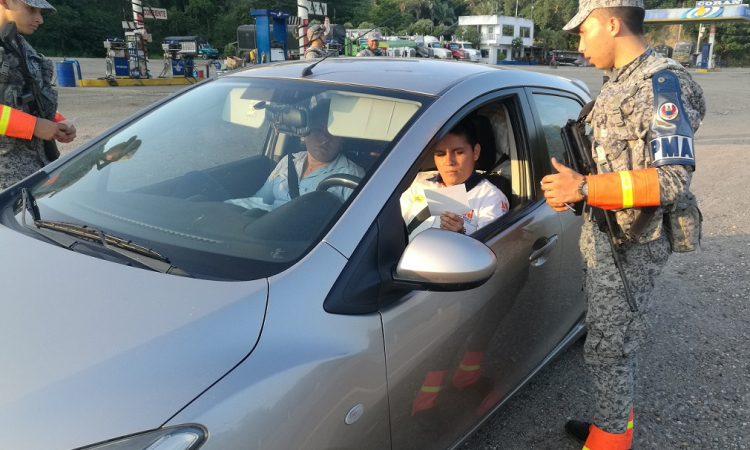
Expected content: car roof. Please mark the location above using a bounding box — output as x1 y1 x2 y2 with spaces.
225 58 588 97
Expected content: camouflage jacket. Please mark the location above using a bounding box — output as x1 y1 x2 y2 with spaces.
356 47 382 57
0 22 58 190
586 47 706 243
304 46 328 60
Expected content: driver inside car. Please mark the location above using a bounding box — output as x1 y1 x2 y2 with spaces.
227 103 365 212
401 119 509 239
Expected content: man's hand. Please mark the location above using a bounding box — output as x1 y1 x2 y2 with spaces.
56 124 76 143
541 157 585 212
440 211 465 233
33 118 68 141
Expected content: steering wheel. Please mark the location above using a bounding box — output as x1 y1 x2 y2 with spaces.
316 174 362 192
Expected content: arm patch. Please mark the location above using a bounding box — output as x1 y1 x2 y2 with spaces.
649 70 695 168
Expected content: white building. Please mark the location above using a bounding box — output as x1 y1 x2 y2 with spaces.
457 15 534 64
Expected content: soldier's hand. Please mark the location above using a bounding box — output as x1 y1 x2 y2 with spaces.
56 125 76 143
440 211 465 233
33 118 67 141
541 157 585 209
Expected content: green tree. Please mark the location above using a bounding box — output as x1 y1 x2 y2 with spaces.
455 25 480 47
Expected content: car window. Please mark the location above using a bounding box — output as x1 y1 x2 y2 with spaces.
401 96 526 240
25 78 431 281
530 94 583 163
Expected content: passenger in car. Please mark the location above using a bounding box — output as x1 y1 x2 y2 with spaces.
400 119 509 239
226 108 364 211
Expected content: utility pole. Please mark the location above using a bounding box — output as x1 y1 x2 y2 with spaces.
298 0 309 52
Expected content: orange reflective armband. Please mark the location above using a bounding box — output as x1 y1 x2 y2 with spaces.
587 168 661 210
53 112 66 122
0 105 37 140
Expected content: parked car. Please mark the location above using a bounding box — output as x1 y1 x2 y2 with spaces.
0 58 591 450
448 41 481 62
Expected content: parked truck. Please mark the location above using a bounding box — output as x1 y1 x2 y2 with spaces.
673 40 695 67
163 36 219 59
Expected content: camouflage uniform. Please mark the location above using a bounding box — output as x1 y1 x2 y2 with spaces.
356 47 382 57
0 22 58 190
304 46 327 60
582 47 706 433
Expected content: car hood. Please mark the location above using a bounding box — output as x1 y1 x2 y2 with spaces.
0 225 268 450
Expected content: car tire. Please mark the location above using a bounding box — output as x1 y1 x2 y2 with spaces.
201 53 208 60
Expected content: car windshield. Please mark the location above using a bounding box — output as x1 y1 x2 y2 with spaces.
462 44 474 49
450 44 459 49
22 77 429 281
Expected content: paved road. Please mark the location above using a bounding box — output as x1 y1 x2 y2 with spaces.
55 59 750 449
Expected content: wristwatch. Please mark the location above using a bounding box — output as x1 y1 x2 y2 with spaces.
578 177 588 200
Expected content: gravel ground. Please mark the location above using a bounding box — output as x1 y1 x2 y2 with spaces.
56 59 750 449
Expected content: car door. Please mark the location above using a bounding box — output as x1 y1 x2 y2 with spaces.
525 87 588 351
380 89 568 450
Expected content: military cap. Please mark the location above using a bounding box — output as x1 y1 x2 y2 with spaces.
366 30 383 41
563 0 643 32
19 0 56 12
307 24 327 42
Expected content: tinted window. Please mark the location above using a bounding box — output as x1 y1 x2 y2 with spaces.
531 94 582 163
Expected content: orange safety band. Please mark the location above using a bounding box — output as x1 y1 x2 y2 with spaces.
586 168 661 210
0 105 37 140
583 424 630 450
53 112 66 122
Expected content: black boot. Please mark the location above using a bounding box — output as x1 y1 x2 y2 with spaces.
565 420 591 445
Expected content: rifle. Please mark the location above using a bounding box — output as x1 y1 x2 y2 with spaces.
560 111 638 313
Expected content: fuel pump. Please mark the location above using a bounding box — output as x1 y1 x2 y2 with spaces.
125 30 150 78
103 38 129 79
250 9 290 64
160 39 184 77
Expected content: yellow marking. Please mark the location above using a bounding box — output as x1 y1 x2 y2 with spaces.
414 195 424 203
620 171 634 209
0 106 11 135
628 419 634 429
458 364 480 371
420 386 442 393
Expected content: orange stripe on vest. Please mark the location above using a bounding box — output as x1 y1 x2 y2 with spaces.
587 169 660 210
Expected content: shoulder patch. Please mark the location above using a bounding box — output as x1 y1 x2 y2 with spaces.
649 70 695 168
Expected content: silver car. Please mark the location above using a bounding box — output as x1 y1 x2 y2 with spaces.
0 59 590 450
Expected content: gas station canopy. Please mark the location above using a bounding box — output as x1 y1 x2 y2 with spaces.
645 0 750 24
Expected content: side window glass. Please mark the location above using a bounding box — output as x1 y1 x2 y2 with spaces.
531 94 582 163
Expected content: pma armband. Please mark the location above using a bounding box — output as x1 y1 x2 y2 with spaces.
649 70 695 168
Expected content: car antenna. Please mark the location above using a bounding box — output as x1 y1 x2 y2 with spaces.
300 8 410 77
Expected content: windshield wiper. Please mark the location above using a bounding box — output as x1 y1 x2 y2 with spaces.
20 189 192 277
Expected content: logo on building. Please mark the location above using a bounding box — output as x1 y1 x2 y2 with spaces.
682 5 725 18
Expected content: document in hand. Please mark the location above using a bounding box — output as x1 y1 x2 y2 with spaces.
424 184 471 217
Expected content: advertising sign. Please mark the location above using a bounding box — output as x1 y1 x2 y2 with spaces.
143 7 168 20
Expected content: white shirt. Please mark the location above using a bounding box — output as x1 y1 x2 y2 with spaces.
400 171 509 239
227 151 364 211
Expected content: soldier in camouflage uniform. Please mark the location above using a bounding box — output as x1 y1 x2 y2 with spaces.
304 24 328 60
356 30 383 57
540 0 706 448
0 0 75 190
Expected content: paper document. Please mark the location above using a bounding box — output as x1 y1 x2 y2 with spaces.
424 184 471 217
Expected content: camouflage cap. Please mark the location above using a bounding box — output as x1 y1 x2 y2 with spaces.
562 0 643 33
307 24 327 42
19 0 57 12
366 30 382 41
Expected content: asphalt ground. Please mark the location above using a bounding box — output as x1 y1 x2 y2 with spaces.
56 58 750 449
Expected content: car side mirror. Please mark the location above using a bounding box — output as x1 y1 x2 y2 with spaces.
392 228 496 291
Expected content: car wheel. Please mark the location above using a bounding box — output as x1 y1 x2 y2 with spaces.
201 53 208 60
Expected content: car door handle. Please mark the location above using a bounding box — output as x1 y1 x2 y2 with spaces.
529 235 559 264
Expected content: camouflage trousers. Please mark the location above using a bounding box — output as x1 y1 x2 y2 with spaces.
580 220 671 434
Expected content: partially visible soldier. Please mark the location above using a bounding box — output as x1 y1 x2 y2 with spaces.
356 30 383 57
0 0 76 190
540 0 706 449
304 24 328 60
